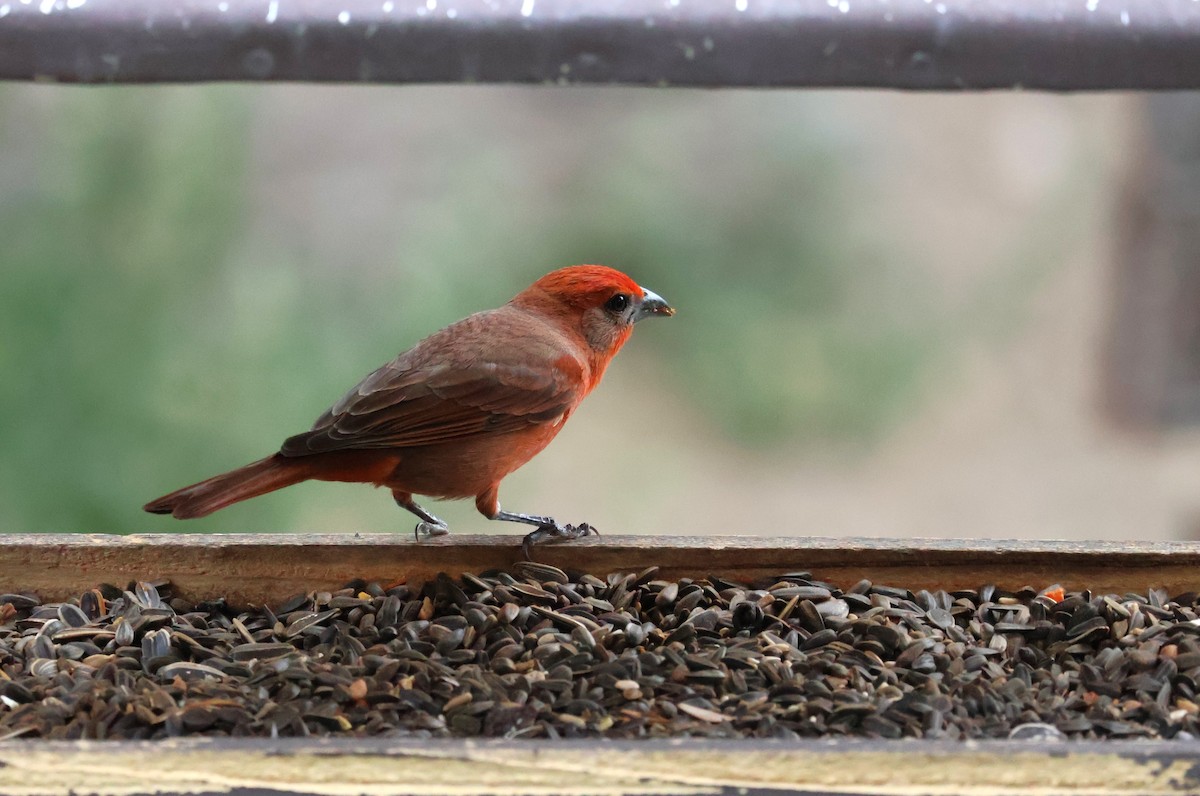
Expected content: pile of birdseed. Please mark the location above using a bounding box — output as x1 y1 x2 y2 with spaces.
1 562 1198 740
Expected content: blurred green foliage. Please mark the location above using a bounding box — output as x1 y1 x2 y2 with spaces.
0 86 945 532
0 88 249 530
537 121 934 445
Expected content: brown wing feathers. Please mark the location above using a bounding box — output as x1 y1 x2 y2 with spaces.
281 357 580 456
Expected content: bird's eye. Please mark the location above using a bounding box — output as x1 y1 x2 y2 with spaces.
605 293 630 314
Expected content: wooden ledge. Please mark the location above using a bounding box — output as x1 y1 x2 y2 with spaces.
1 534 1198 606
0 737 1196 795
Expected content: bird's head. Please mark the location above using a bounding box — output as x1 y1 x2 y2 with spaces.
515 265 674 357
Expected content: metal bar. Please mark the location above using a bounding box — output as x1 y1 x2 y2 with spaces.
4 533 1200 605
0 0 1198 89
0 737 1196 794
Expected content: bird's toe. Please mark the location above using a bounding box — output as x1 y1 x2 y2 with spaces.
521 521 598 559
573 523 599 538
559 523 597 540
415 521 451 540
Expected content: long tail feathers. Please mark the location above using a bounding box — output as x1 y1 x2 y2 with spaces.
143 455 309 519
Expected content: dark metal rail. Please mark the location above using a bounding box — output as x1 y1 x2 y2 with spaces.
0 0 1198 89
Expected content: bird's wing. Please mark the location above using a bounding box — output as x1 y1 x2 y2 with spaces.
279 333 583 456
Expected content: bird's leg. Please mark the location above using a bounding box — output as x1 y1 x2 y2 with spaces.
474 489 597 559
493 509 555 527
394 491 450 539
492 510 599 560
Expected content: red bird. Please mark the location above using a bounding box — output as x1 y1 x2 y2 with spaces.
144 265 674 555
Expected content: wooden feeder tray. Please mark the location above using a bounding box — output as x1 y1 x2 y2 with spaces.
1 533 1198 796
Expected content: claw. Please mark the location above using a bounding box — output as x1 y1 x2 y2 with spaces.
521 522 599 560
521 527 552 560
414 521 451 540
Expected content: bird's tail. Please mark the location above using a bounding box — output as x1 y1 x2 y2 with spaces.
143 454 310 519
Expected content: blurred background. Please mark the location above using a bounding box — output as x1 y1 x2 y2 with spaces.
2 85 1199 541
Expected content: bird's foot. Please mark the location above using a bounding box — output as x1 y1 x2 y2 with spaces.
414 521 451 540
521 522 598 560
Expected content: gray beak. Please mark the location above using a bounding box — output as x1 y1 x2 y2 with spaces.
634 287 675 322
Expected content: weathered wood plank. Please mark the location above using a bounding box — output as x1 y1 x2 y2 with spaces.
0 737 1195 795
1 534 1198 606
